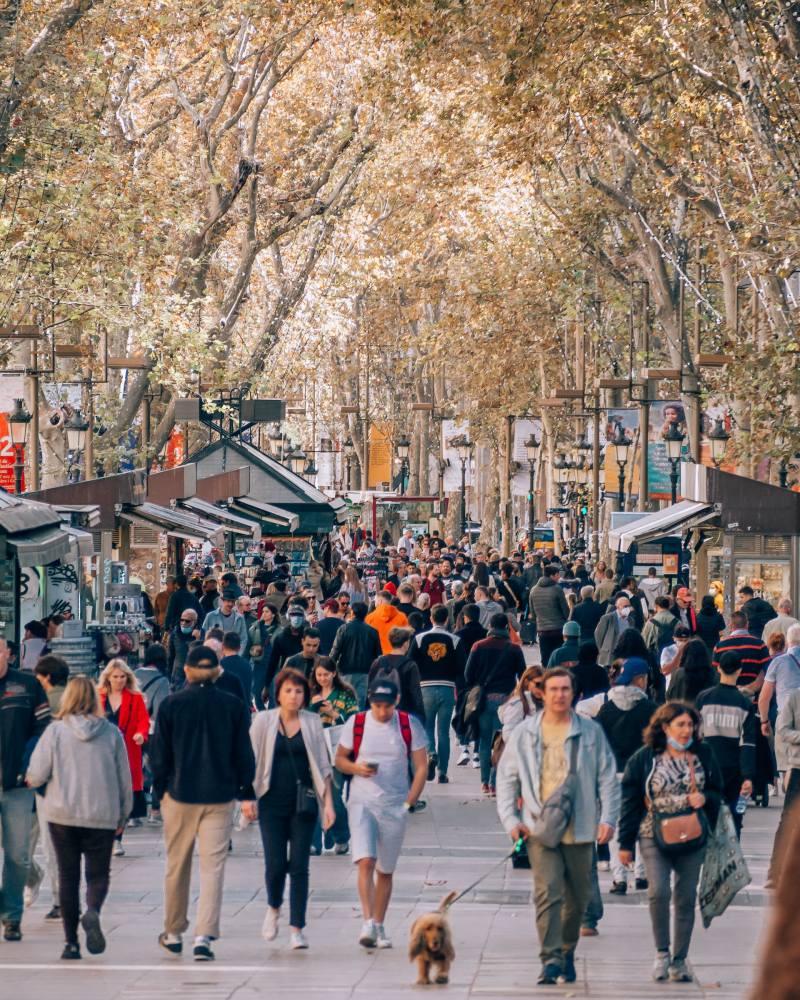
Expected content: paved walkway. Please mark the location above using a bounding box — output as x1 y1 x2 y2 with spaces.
0 734 775 1000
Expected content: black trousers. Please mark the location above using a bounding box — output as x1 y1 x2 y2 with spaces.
257 798 316 929
48 823 116 945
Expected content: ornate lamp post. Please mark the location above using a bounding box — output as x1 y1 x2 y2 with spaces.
64 408 89 483
524 432 540 551
451 434 474 537
343 435 355 491
708 417 730 469
8 398 32 494
287 448 307 476
611 425 631 512
396 433 411 495
663 423 685 505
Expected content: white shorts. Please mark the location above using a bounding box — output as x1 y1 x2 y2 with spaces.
348 801 408 874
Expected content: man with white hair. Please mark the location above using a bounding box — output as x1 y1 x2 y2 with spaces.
762 598 799 645
758 622 800 740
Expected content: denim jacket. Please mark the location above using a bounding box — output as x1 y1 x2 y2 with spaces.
496 710 620 843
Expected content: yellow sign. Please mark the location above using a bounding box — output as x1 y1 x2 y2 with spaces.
368 423 392 489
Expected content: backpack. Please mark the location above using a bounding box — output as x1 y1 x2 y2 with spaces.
371 659 402 694
653 616 676 652
351 710 413 761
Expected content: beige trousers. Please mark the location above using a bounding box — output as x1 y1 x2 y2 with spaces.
161 793 234 939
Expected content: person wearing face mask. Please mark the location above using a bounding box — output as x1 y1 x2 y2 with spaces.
618 703 723 984
168 609 202 689
594 595 634 670
265 604 308 703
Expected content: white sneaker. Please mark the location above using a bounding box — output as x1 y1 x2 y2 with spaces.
113 843 125 857
24 881 40 908
262 907 280 942
375 924 392 949
359 919 377 948
597 860 610 872
471 756 480 769
290 930 308 950
457 748 470 766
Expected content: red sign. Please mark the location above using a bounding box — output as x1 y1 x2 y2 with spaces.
165 426 186 469
0 413 24 493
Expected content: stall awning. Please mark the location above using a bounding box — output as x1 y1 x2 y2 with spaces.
229 496 300 533
178 498 260 541
609 501 718 553
120 502 225 543
6 524 72 564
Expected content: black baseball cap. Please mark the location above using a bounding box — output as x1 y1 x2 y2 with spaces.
368 679 399 704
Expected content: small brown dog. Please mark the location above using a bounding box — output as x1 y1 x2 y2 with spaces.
408 890 457 986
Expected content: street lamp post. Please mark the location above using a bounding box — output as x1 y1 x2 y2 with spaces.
64 409 89 483
8 398 32 494
553 452 567 506
524 432 540 551
708 417 730 469
663 423 685 505
396 433 411 495
287 448 307 476
611 425 631 512
451 435 473 538
343 435 354 491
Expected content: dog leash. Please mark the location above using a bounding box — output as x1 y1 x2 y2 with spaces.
446 838 526 908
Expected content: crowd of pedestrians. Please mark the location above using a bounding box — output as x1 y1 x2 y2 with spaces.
0 529 793 988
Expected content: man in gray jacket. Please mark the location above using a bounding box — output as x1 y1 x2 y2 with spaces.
528 566 570 667
594 594 633 668
496 667 618 987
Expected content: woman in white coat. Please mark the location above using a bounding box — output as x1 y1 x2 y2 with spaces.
242 667 335 950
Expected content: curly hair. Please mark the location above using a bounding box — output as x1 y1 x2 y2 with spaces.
643 701 701 752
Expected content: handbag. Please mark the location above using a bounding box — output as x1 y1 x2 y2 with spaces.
463 660 503 732
530 735 580 849
279 719 318 819
652 757 709 857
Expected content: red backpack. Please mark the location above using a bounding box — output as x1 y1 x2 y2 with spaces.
351 710 413 761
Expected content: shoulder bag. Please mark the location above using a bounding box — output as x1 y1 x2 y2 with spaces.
652 756 708 856
530 734 580 848
279 719 318 819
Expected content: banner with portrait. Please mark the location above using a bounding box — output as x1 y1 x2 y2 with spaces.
648 400 688 501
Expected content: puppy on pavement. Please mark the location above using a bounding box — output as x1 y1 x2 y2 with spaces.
408 890 457 986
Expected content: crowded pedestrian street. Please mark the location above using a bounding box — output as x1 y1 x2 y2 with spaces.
5 4 800 998
0 712 777 1000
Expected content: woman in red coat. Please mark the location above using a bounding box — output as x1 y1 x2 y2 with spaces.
98 658 150 856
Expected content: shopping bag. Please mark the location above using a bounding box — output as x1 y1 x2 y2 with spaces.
698 804 751 928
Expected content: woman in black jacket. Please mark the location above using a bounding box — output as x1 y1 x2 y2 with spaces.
694 595 726 653
619 702 723 985
667 639 716 705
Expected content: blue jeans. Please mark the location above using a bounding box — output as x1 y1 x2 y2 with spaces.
0 787 35 923
343 673 368 711
312 768 350 852
582 845 604 930
479 694 505 784
422 685 456 775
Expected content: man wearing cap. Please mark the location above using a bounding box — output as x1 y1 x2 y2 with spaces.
335 679 427 950
547 621 582 669
202 590 248 653
670 587 698 635
595 658 657 895
150 645 255 962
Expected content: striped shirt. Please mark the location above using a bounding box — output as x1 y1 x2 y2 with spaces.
712 631 770 686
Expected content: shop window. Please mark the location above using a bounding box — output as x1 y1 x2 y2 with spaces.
764 536 791 557
735 560 790 605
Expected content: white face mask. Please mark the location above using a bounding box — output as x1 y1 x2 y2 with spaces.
618 606 632 618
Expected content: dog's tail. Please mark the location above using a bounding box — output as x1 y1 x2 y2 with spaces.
438 890 458 913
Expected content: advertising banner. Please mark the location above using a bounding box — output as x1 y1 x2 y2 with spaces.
604 409 640 500
648 400 688 501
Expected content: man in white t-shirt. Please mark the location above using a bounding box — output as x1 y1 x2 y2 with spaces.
336 679 427 950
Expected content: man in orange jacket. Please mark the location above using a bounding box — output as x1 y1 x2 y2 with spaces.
366 591 410 653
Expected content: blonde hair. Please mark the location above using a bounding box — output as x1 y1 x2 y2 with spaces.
97 658 140 694
57 675 101 718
